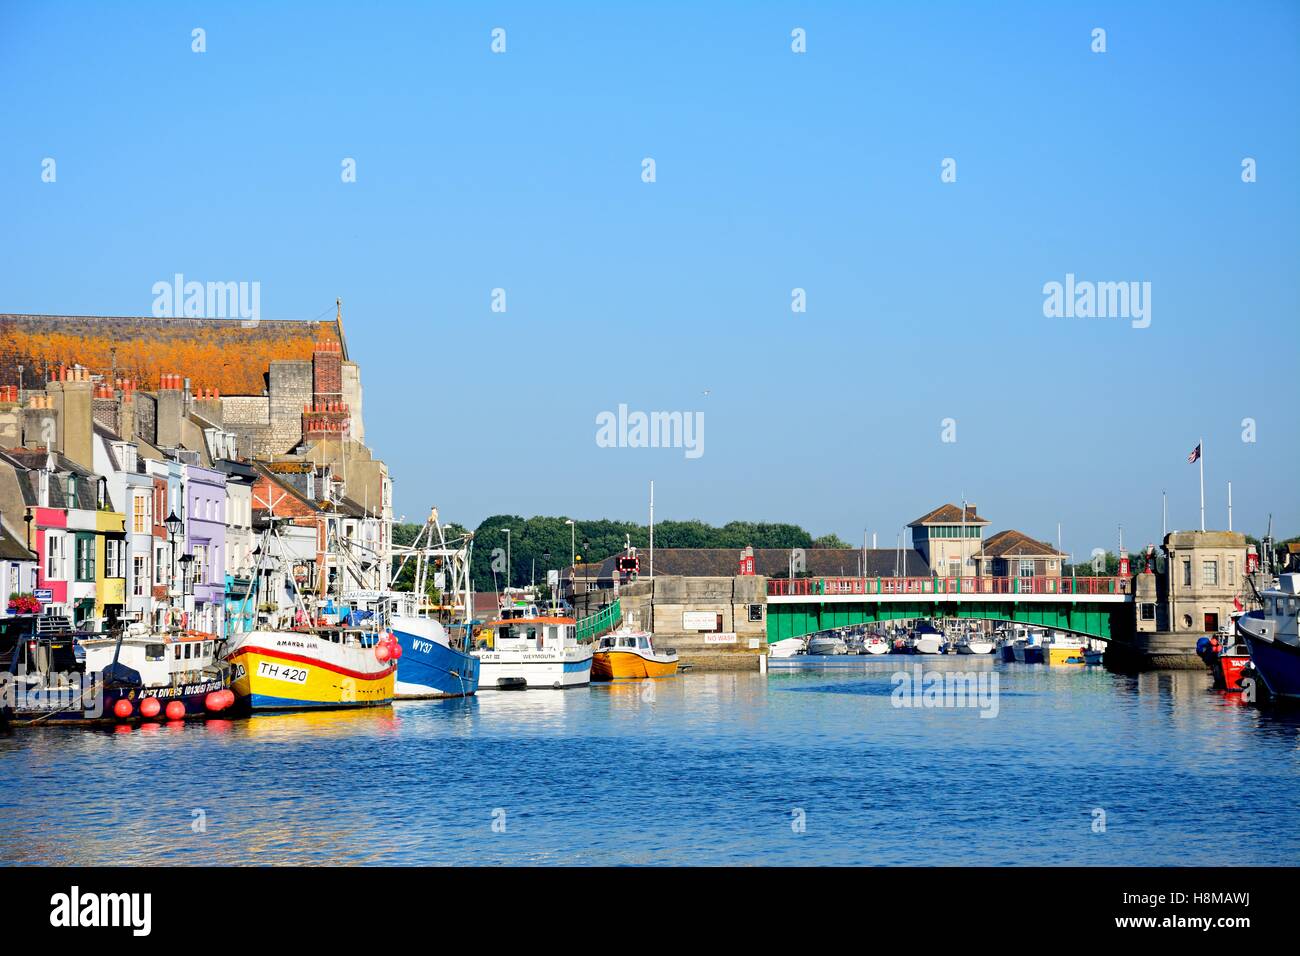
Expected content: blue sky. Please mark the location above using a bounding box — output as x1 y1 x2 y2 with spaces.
2 1 1297 556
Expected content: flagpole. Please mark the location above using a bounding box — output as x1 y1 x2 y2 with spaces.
1198 436 1205 532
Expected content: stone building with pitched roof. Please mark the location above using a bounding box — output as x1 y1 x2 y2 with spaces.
973 529 1068 580
907 503 989 579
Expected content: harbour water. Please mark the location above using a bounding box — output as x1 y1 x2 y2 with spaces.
2 659 1297 866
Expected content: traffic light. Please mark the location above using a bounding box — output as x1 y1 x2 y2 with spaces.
617 556 640 575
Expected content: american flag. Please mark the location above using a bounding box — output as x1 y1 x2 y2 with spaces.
1187 442 1201 463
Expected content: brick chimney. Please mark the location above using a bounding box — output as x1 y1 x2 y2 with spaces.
193 385 223 426
156 372 184 448
312 339 343 406
116 379 137 443
47 366 93 471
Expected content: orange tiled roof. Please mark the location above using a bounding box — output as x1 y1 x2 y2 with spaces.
0 314 344 396
909 503 988 526
976 529 1066 558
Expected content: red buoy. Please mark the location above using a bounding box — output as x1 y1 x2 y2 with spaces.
113 698 133 719
165 701 186 721
204 692 226 712
389 640 403 660
139 697 161 718
221 689 236 708
375 643 391 663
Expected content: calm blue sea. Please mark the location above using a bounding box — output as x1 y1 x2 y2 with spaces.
2 659 1297 865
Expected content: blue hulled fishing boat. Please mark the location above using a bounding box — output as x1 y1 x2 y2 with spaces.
1237 573 1300 702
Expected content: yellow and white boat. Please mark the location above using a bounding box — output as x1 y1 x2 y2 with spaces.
591 627 678 680
1042 632 1087 666
225 628 396 710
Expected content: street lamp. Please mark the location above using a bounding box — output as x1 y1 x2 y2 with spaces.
582 538 591 616
543 549 552 608
165 511 183 611
179 553 195 596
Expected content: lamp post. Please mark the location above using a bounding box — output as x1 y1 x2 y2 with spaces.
582 538 591 617
179 552 195 629
165 510 182 617
502 527 511 592
543 549 552 609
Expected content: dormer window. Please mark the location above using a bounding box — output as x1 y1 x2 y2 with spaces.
66 474 76 505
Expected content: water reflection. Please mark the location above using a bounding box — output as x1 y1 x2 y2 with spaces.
1 666 1297 866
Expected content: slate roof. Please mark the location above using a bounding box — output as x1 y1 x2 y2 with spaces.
0 449 110 511
0 313 345 397
976 529 1066 558
251 461 367 518
0 520 36 561
909 503 988 526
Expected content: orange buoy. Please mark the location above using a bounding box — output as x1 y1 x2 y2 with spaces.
165 701 186 721
375 643 391 663
140 697 161 718
204 692 225 712
221 689 236 708
113 698 133 719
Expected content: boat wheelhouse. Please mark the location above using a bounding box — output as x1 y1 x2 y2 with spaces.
474 615 592 689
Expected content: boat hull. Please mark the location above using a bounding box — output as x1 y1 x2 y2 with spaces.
1044 645 1086 666
1013 643 1044 664
227 634 395 710
1214 654 1250 691
1240 634 1300 701
591 649 678 680
5 677 228 725
475 651 593 689
913 637 942 655
391 618 479 699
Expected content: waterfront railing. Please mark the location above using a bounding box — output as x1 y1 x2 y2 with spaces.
576 599 623 641
767 576 1125 597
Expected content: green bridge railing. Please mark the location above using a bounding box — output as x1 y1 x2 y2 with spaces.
576 599 622 642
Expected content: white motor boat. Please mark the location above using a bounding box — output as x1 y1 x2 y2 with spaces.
807 635 849 656
912 634 943 655
863 635 890 655
956 635 996 655
768 637 806 658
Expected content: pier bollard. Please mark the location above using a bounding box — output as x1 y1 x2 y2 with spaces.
759 653 768 674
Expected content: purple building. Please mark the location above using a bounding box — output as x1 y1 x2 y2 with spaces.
184 464 227 635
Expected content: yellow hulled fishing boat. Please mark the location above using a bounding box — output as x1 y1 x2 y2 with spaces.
591 627 678 680
226 628 396 710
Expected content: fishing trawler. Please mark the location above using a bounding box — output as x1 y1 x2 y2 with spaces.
224 517 395 711
475 606 593 689
379 509 480 699
1236 573 1300 702
4 622 233 725
592 618 678 680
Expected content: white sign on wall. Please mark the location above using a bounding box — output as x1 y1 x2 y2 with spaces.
683 611 721 631
704 632 738 644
